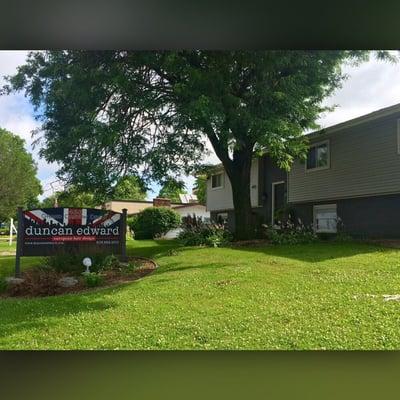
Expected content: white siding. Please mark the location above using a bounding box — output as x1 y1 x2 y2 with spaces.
206 159 259 211
162 205 210 239
288 115 400 203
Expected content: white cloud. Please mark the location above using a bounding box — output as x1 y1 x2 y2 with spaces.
0 51 30 81
317 57 400 127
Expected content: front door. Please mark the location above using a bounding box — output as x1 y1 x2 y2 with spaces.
271 181 286 225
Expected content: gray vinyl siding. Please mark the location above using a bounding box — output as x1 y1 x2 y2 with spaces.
288 114 400 203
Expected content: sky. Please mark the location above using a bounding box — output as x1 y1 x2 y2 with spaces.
1 50 400 200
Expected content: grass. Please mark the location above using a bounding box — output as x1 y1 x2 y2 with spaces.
1 239 400 349
0 237 16 252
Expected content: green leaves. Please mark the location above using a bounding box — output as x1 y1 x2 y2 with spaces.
130 207 181 239
112 175 147 201
0 128 42 220
2 50 396 234
158 178 186 203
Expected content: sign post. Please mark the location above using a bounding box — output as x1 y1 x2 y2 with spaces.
15 207 23 277
121 208 128 262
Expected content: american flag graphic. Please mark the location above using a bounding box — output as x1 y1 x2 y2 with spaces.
24 209 63 226
63 208 87 225
24 208 120 227
90 212 121 227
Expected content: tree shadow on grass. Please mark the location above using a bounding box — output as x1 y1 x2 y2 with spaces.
127 239 392 265
0 286 129 344
127 239 182 259
226 241 393 263
152 261 228 278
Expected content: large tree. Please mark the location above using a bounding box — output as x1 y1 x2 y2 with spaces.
2 51 395 238
0 128 42 220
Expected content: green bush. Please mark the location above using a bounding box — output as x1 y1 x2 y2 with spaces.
178 222 232 247
82 272 104 287
263 220 317 245
43 253 115 274
100 254 121 271
122 260 142 274
129 207 181 239
0 278 8 293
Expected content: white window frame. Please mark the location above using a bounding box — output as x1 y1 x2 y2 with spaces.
305 139 330 172
313 204 337 233
397 119 400 154
211 172 224 190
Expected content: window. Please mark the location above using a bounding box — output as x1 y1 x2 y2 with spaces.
306 141 330 171
313 204 337 233
211 173 223 189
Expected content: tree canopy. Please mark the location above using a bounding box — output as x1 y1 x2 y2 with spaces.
3 50 395 238
158 177 186 203
0 128 42 220
40 186 97 208
112 175 147 200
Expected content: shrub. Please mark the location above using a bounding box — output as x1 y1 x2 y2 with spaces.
127 215 138 237
262 219 317 245
99 257 142 275
0 278 7 293
43 253 114 274
122 260 142 274
130 207 181 239
100 254 121 271
82 272 104 287
178 220 232 247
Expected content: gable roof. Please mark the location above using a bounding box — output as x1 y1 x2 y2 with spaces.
307 102 400 140
205 102 400 174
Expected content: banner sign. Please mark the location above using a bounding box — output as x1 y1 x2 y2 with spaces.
18 207 126 257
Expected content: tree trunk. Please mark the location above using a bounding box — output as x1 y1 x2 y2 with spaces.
205 125 255 240
225 152 255 241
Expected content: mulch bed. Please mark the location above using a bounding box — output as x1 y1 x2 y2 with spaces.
1 256 158 298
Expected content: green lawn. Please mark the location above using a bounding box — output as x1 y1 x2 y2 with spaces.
1 239 400 349
0 237 15 252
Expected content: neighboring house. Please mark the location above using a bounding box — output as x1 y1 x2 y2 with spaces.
102 197 210 239
206 103 400 238
206 158 262 230
162 203 210 239
101 199 182 214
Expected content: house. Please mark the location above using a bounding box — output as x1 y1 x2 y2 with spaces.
206 103 400 238
162 202 210 239
102 198 182 214
102 197 210 239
